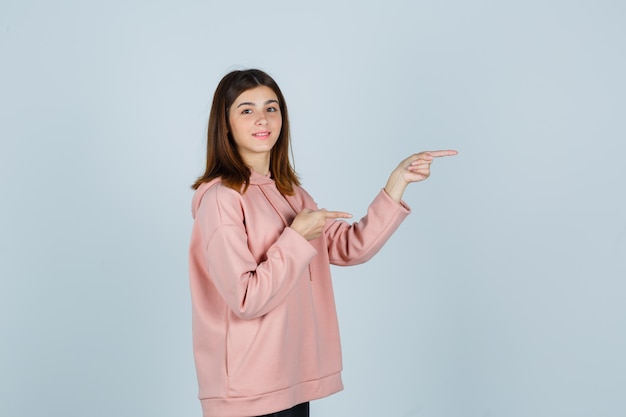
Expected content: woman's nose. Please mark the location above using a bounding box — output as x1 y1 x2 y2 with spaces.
256 117 268 126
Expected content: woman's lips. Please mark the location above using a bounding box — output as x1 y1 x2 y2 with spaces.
253 131 270 139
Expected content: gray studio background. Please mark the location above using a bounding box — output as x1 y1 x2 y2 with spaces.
1 1 625 416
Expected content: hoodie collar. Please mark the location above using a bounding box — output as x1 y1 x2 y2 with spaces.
249 170 274 185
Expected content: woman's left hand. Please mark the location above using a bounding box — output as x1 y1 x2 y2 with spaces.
384 150 458 202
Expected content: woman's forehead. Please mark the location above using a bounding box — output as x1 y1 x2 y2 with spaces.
233 86 278 104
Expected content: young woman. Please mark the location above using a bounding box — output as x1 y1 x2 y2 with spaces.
189 69 457 417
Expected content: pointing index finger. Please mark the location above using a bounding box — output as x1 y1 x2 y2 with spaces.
323 210 353 219
425 150 459 158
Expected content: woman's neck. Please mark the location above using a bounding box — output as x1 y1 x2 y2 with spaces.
244 154 271 176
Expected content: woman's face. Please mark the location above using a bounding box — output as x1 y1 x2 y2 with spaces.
228 86 282 167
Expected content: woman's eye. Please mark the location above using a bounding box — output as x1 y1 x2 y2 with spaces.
241 109 252 114
267 107 278 112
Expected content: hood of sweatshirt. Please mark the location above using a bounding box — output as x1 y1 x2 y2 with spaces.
191 171 275 219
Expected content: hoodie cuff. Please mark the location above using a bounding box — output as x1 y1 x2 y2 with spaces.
380 188 411 213
281 226 319 258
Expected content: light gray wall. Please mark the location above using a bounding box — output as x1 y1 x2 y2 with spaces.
1 1 625 416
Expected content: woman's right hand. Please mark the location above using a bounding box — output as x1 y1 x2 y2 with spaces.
290 209 352 241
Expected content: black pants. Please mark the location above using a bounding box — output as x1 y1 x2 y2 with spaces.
256 402 309 417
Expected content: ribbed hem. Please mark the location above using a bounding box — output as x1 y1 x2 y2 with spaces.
200 372 343 417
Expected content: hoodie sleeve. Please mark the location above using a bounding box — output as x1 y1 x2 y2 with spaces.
324 189 411 266
197 185 317 320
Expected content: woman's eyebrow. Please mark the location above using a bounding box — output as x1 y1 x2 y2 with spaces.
236 99 279 108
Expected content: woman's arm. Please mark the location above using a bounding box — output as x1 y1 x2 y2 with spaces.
205 225 316 319
320 150 458 266
197 186 318 320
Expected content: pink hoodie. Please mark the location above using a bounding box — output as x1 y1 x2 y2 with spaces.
189 171 410 417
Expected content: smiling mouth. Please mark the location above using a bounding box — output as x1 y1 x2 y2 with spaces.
253 132 270 139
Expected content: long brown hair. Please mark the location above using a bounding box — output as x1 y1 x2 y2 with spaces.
192 69 300 194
